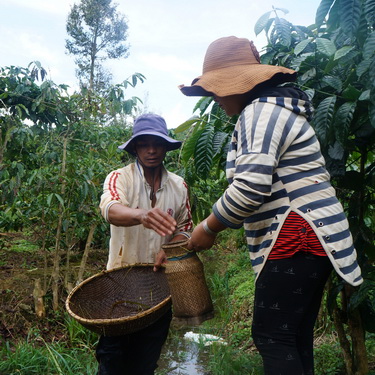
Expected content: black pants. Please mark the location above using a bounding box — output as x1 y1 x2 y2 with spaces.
96 309 172 375
252 252 332 375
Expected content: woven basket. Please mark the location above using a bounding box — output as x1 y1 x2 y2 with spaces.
65 264 171 336
162 240 214 325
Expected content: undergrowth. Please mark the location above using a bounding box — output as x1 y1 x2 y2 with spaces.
0 232 374 374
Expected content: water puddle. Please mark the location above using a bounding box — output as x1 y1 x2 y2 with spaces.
157 324 213 375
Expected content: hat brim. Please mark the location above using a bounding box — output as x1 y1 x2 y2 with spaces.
118 131 182 156
179 64 296 97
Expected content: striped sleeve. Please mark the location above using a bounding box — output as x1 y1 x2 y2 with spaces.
214 102 297 227
99 170 129 221
174 180 193 234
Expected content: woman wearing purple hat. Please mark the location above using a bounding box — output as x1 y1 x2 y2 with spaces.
177 36 362 374
97 113 193 375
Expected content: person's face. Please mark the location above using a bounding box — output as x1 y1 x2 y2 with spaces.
134 135 167 168
213 94 248 116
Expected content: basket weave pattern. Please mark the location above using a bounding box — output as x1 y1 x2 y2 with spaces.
162 240 213 321
65 264 171 336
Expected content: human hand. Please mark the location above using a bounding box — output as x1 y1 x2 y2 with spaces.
140 207 177 236
187 221 216 252
153 249 167 272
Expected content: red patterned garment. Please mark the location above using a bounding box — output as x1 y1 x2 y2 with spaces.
269 211 327 260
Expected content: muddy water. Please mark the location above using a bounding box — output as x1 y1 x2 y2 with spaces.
157 325 212 375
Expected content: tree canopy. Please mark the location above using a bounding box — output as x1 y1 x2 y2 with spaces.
65 0 129 91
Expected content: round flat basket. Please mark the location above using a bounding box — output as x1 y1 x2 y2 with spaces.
65 264 171 336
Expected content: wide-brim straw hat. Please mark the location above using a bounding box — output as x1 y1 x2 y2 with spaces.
179 36 296 97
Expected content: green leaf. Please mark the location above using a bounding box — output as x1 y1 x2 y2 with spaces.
342 85 361 100
322 76 343 92
193 96 213 114
175 116 200 133
198 96 214 114
47 193 54 207
181 128 203 163
313 96 337 146
294 39 311 55
212 131 229 156
275 17 292 47
369 98 375 128
300 68 316 82
364 0 375 25
316 38 337 56
54 193 65 207
194 124 214 177
356 59 372 78
359 90 371 101
328 141 344 160
340 0 362 40
304 89 315 101
254 11 273 36
334 46 355 61
273 7 289 14
290 53 314 70
363 31 375 60
333 102 356 144
315 0 335 27
260 49 277 65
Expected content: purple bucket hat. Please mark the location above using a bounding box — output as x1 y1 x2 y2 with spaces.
118 113 182 155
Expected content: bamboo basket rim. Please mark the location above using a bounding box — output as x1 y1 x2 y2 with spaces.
162 239 194 259
65 263 172 328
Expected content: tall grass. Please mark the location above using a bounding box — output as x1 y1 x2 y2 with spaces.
0 320 98 375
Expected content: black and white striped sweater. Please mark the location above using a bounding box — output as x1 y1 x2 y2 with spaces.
213 88 362 286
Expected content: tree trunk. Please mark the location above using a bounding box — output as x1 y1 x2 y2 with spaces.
332 301 354 375
52 136 68 311
345 285 369 375
33 278 46 318
0 123 16 169
332 285 369 375
77 223 97 285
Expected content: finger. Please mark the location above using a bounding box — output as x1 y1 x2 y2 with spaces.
148 217 176 235
150 208 177 226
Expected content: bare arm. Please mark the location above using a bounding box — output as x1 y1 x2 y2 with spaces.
187 213 227 251
108 203 177 237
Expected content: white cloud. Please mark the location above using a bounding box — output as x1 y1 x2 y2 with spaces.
8 0 73 15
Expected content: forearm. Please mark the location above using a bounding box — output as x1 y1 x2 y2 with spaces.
108 203 177 237
108 203 146 227
205 213 227 234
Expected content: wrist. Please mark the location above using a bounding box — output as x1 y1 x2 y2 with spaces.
202 220 218 237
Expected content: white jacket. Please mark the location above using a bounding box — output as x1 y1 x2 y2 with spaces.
100 160 193 269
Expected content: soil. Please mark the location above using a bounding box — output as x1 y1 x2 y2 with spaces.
0 232 108 344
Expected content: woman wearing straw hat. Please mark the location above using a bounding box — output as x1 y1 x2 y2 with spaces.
178 36 362 374
97 113 193 375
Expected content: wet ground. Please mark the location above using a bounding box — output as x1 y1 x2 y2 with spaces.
157 325 212 375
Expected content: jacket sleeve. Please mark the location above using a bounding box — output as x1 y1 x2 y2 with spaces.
173 180 193 236
99 170 129 222
213 102 284 228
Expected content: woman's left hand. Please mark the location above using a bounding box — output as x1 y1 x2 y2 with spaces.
187 221 216 252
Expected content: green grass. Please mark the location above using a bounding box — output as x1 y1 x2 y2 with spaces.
8 238 39 253
0 340 98 375
1 232 374 375
0 322 98 375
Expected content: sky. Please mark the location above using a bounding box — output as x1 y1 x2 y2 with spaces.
0 0 321 129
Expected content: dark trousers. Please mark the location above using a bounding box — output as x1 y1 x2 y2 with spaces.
252 252 332 375
96 309 172 375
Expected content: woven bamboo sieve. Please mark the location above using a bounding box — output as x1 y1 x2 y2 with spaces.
65 264 171 336
162 240 214 325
